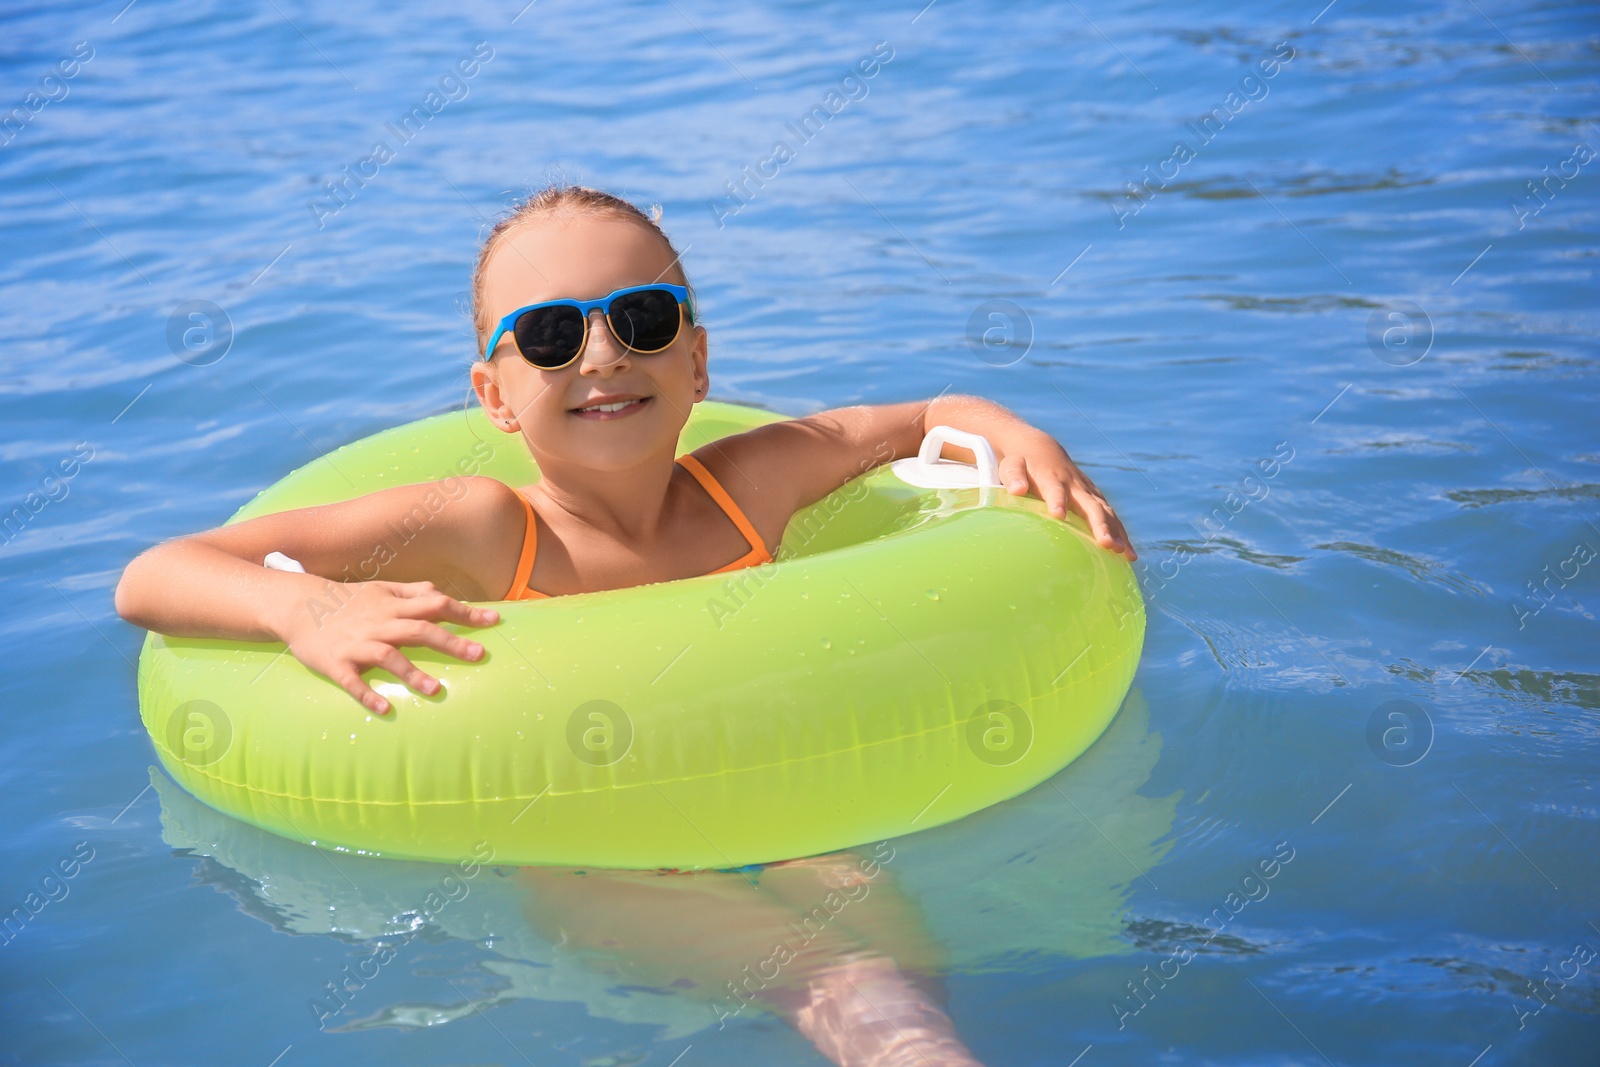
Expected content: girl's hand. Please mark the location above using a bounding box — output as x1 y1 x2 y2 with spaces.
997 430 1137 561
276 580 499 715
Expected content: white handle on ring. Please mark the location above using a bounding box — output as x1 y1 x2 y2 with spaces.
263 551 306 573
889 425 1004 489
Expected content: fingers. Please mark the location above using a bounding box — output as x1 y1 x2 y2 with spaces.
1079 494 1124 557
299 582 499 717
329 629 476 716
1019 456 1071 520
1006 457 1138 561
383 618 486 663
392 580 442 598
998 455 1030 496
375 646 441 699
330 646 439 715
332 668 393 716
1070 485 1114 544
390 584 500 628
1104 507 1137 561
1072 487 1137 561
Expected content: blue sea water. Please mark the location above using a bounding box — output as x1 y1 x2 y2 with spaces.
3 0 1597 1063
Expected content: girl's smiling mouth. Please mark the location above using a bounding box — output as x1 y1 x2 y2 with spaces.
570 395 652 419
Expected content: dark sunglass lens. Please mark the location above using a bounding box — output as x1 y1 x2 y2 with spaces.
609 289 681 352
513 306 585 368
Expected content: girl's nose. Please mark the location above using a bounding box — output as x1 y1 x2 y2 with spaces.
579 309 630 371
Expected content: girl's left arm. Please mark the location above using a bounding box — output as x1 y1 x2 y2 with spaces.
742 394 1136 561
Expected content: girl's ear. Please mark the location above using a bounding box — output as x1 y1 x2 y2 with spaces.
470 360 519 430
690 323 709 402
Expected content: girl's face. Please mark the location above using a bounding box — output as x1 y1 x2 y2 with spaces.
472 212 708 473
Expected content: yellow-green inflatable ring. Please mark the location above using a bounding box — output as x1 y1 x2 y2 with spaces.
137 401 1145 869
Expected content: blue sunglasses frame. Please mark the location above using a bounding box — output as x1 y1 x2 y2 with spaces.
482 283 695 364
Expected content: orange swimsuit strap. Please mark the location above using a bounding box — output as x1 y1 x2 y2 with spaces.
507 489 547 600
505 454 773 601
674 453 773 574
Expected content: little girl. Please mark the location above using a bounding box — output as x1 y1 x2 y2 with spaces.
115 184 1135 1065
115 184 1134 716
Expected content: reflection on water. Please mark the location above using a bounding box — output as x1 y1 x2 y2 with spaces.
154 691 1174 1061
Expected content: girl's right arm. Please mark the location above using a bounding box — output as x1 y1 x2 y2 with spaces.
114 476 527 714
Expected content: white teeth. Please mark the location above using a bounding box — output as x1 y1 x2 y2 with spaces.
577 399 637 413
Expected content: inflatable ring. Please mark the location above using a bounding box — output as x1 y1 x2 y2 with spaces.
138 401 1144 869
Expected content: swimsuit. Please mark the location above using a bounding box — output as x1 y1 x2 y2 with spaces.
504 453 773 601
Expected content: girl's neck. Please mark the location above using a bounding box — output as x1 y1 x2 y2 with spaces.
525 448 679 544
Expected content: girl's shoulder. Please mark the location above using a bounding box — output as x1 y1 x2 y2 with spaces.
361 474 525 535
680 428 806 546
687 407 904 529
404 473 525 517
675 415 851 550
342 475 528 601
188 476 528 603
416 475 530 600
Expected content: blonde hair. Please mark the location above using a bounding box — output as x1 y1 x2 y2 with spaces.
470 184 693 354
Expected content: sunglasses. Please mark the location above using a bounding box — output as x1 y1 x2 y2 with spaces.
482 283 694 368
